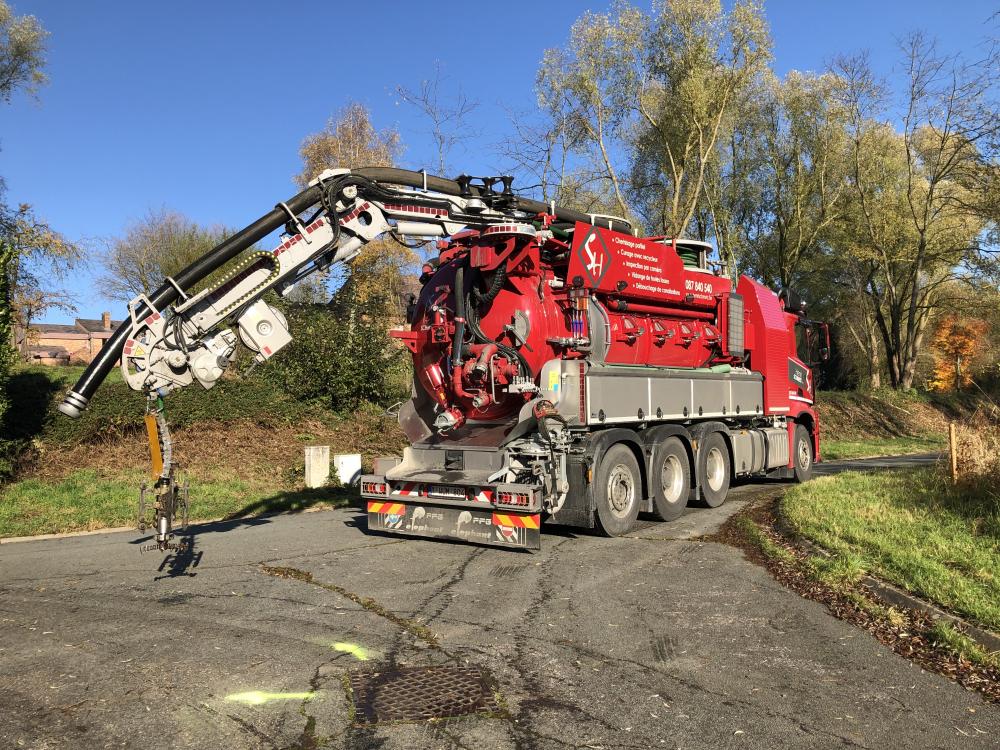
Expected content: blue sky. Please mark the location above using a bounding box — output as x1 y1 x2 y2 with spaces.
3 0 996 321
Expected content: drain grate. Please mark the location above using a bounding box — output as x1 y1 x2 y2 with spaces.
348 665 500 724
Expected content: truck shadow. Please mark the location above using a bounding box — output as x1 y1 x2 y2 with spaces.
220 486 357 520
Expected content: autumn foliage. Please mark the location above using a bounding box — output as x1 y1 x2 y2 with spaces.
928 316 988 392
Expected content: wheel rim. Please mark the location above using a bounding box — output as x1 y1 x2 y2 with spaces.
606 464 636 519
705 447 726 492
660 454 684 504
797 437 811 471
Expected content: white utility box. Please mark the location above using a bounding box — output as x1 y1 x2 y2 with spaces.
334 453 362 486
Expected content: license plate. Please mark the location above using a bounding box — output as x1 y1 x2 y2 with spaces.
429 484 465 499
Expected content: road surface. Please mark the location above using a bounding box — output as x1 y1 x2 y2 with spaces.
2 452 994 749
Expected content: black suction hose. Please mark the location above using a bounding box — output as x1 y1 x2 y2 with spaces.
451 263 466 368
59 168 629 417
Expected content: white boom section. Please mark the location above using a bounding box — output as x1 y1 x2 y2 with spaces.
117 170 503 398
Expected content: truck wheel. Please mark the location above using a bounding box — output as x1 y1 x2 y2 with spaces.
696 432 730 508
793 424 813 483
650 437 690 522
595 443 642 536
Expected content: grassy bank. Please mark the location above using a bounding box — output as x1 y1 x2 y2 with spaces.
815 389 984 460
0 365 406 538
822 435 945 460
0 468 356 538
783 468 1000 632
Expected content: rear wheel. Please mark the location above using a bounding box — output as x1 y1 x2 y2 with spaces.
792 424 813 483
595 444 642 536
696 432 730 508
650 436 690 522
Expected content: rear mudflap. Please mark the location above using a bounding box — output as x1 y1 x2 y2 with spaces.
366 501 540 550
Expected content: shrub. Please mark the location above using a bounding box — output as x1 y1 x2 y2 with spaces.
261 302 410 412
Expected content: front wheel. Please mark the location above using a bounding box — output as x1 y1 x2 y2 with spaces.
695 432 730 508
595 443 642 536
792 424 813 483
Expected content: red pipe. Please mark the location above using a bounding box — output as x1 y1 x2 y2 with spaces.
596 295 716 320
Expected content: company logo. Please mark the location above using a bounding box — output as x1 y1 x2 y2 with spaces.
788 358 810 390
576 228 611 286
385 513 403 529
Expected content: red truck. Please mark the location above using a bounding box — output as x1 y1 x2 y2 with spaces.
58 168 827 552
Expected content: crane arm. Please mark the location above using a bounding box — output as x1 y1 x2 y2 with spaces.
58 167 631 416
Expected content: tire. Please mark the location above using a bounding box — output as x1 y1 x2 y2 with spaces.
650 436 690 522
695 432 730 508
594 443 642 536
792 424 813 483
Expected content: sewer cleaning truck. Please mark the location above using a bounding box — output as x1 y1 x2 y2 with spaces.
58 168 828 551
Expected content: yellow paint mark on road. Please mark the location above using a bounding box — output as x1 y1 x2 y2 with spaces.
332 641 369 660
224 691 315 706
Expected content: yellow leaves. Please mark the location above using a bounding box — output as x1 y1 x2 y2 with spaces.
296 102 401 188
928 315 988 391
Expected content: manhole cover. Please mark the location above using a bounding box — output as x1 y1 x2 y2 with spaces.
348 665 500 724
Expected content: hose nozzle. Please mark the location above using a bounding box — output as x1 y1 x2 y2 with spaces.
57 391 89 419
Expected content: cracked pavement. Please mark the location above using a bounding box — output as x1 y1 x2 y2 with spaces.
1 453 995 749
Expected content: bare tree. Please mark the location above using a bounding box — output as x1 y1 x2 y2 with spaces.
396 62 479 176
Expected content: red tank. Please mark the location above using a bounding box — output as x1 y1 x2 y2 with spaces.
392 221 745 429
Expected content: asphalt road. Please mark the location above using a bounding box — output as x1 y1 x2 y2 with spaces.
2 452 994 750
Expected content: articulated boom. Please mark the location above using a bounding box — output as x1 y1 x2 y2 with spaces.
117 172 510 399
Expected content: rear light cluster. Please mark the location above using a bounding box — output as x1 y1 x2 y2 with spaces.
497 491 531 507
362 481 387 495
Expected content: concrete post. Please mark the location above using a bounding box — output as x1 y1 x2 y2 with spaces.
304 445 330 489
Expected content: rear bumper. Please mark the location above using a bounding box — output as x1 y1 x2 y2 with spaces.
361 474 542 550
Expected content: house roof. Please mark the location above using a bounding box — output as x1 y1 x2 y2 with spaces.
29 317 123 336
76 318 122 333
32 323 81 334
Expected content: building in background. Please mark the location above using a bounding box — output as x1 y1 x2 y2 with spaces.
24 312 121 366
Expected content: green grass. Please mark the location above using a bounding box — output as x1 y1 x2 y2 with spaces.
928 620 1000 670
0 468 354 538
823 434 946 460
783 468 1000 631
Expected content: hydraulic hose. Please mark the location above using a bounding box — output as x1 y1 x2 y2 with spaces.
350 167 632 234
59 168 626 418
